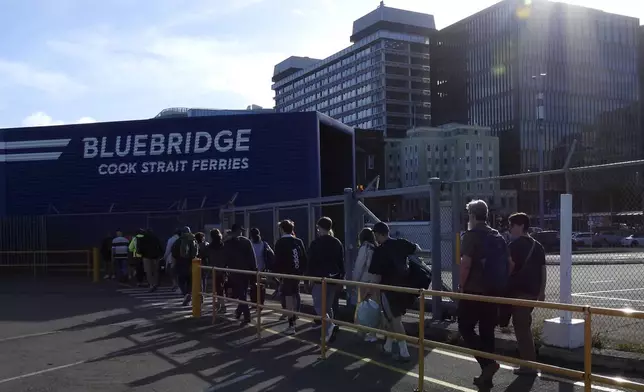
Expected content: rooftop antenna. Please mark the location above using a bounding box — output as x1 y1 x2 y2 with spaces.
379 1 385 7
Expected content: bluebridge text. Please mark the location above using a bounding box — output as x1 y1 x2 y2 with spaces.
83 129 251 176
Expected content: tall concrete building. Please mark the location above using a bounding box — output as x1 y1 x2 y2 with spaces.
432 0 641 215
272 3 436 138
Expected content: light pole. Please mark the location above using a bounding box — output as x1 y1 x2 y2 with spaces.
532 72 547 229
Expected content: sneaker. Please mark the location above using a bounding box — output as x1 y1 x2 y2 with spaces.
103 274 110 280
364 334 378 343
148 285 157 293
284 325 296 335
240 318 251 326
474 362 500 388
110 275 116 280
181 295 191 307
326 325 340 344
279 314 288 321
393 353 411 363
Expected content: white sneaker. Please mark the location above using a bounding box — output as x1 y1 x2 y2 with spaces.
284 326 296 335
103 274 110 279
364 333 378 343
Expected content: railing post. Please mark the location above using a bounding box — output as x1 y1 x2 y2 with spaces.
272 207 280 245
320 278 328 360
212 267 217 325
451 181 461 292
583 307 592 392
343 188 357 280
191 258 202 318
429 178 442 319
256 270 262 338
92 247 100 283
417 289 426 392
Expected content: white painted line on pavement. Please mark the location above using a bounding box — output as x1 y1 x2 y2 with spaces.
0 331 60 343
0 361 86 385
573 288 644 296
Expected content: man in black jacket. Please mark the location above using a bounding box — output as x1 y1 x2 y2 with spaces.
274 219 307 335
138 228 164 292
225 223 257 324
307 216 344 343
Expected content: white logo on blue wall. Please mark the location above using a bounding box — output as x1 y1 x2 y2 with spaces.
0 139 71 162
82 129 251 176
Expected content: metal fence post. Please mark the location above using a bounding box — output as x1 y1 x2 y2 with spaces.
272 207 279 244
417 289 426 392
451 181 461 292
212 267 217 325
583 307 592 392
191 259 202 318
92 247 100 283
320 278 328 360
429 178 442 319
243 209 250 238
343 188 357 279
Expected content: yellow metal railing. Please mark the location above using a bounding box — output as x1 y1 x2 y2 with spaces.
189 260 644 392
0 250 92 277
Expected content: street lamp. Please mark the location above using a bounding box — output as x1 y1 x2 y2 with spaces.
532 72 547 229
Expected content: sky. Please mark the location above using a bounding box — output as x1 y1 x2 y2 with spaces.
0 0 642 128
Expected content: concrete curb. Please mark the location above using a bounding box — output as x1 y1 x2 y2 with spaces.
285 292 644 374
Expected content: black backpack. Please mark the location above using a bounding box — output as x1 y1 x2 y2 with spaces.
470 228 510 295
406 256 432 290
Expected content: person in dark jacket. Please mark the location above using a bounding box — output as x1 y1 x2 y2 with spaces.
224 223 257 324
206 228 227 312
195 232 210 293
139 228 164 292
274 219 307 335
307 216 344 343
369 221 419 362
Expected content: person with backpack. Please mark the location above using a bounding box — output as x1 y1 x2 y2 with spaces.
138 228 164 292
249 228 273 305
172 226 199 306
164 228 182 291
459 199 510 388
307 217 343 343
368 221 420 362
506 212 546 376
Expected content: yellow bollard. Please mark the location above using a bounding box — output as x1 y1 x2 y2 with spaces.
583 307 592 392
192 258 202 318
320 278 327 359
92 247 100 283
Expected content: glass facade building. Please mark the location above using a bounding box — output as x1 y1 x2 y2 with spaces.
433 0 641 214
272 4 436 138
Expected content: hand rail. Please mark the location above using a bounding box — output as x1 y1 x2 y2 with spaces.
193 264 644 392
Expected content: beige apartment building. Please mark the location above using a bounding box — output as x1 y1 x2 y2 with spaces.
385 123 517 219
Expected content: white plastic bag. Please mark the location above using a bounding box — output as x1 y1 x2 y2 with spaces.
356 298 381 329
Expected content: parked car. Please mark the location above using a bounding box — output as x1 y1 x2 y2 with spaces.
621 233 644 247
532 230 560 253
572 232 601 247
594 230 631 247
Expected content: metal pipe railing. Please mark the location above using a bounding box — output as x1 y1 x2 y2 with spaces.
193 264 644 392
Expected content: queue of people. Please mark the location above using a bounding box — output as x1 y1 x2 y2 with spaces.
100 202 545 387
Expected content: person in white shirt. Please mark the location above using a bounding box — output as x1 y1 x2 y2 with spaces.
164 229 181 291
111 231 130 282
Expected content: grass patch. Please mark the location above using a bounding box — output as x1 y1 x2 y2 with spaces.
591 332 605 350
532 325 543 346
615 343 644 354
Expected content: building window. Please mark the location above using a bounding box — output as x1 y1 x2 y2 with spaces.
465 142 470 150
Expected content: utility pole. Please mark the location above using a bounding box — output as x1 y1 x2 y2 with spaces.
533 72 547 228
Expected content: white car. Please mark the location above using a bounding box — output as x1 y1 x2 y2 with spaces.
572 232 596 247
621 233 644 247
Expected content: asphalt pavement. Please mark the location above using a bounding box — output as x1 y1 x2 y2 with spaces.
1 277 641 392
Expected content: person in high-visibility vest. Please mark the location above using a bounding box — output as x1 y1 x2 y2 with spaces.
128 229 146 287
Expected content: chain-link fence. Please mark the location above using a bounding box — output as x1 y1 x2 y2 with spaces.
450 161 644 349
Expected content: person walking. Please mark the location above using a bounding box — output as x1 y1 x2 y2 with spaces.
352 227 381 343
274 219 307 335
195 232 210 292
224 223 257 325
459 199 510 388
206 228 228 312
164 229 181 291
139 228 164 292
507 212 546 376
307 217 344 343
111 231 130 283
368 222 419 362
172 227 199 306
128 229 147 287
